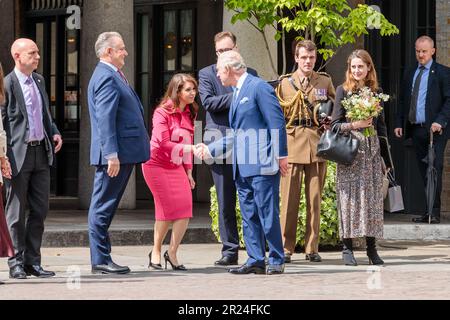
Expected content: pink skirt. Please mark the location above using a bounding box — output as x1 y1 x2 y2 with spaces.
0 188 14 258
142 163 193 221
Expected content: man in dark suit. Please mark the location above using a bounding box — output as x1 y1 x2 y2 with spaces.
198 31 258 266
196 51 288 275
395 35 450 224
87 32 150 274
2 38 63 279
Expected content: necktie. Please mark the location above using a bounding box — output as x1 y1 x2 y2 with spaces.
117 69 129 85
25 77 44 140
408 66 426 124
232 87 238 103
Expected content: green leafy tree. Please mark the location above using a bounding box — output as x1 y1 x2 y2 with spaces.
225 0 399 76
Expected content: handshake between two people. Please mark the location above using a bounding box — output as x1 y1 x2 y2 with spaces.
190 143 211 161
185 143 290 177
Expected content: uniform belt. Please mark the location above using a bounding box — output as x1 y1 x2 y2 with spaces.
28 140 43 146
292 119 314 127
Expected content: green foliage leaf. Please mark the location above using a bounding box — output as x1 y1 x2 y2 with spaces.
224 0 399 64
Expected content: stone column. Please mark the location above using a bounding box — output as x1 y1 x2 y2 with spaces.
0 0 16 72
78 0 136 209
436 0 450 220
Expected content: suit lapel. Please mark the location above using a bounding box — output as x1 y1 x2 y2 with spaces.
231 75 252 122
10 72 28 120
108 65 145 118
426 62 436 96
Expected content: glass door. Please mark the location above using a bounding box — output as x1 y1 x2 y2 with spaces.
27 15 81 197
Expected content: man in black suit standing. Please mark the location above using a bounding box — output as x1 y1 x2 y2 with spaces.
198 31 258 266
395 35 450 224
1 38 63 279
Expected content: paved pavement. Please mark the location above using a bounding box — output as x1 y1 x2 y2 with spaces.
1 241 450 300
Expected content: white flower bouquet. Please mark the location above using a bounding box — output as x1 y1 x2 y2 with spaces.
341 87 390 137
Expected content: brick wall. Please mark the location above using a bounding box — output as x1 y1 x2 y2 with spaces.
436 0 450 220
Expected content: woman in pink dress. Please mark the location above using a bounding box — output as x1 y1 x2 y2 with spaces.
0 62 14 285
142 73 198 271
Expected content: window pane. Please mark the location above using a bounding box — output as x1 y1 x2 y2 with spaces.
35 23 45 75
140 15 149 72
66 29 78 88
164 73 173 90
50 76 56 118
140 74 149 124
180 10 193 71
51 22 56 75
164 10 177 71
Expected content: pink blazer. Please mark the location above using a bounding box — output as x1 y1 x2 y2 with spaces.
146 100 194 170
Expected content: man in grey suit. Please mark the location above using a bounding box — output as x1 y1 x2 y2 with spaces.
1 38 63 279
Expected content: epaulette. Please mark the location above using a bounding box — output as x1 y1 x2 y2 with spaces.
278 73 293 81
316 71 331 78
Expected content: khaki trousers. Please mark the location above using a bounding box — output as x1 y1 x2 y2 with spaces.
280 162 327 255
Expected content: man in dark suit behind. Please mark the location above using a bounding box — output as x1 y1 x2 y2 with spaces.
2 38 63 279
87 32 150 274
395 35 450 224
198 31 258 266
197 51 289 275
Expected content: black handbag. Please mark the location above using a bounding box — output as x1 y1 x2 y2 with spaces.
317 125 360 165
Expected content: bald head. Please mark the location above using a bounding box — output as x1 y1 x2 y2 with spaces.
415 36 435 66
11 38 40 75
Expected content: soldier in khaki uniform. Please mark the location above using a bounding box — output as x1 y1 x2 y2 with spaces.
276 40 335 263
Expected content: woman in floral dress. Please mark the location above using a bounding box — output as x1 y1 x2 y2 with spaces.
331 50 388 266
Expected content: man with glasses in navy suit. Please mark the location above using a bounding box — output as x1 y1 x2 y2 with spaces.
198 31 258 266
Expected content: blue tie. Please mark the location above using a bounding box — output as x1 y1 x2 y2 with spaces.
232 87 238 103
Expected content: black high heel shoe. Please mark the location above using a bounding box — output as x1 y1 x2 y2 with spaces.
163 250 187 271
148 251 163 270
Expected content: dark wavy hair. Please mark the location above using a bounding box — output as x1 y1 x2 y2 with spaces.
160 73 199 120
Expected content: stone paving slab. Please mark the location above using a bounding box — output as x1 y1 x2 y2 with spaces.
1 241 450 300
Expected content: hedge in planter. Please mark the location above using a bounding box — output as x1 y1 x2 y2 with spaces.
209 162 340 249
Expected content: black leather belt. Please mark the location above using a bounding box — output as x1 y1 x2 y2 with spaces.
28 140 43 146
292 119 314 127
412 123 426 127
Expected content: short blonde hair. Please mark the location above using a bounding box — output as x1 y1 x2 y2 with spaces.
416 35 435 48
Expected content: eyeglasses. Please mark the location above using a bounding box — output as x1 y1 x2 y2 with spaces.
215 47 235 56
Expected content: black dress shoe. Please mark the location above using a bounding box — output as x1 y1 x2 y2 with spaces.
284 254 292 263
412 215 440 224
214 256 238 266
266 264 285 275
9 265 27 279
24 265 56 278
228 264 265 275
305 253 322 262
92 262 130 274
